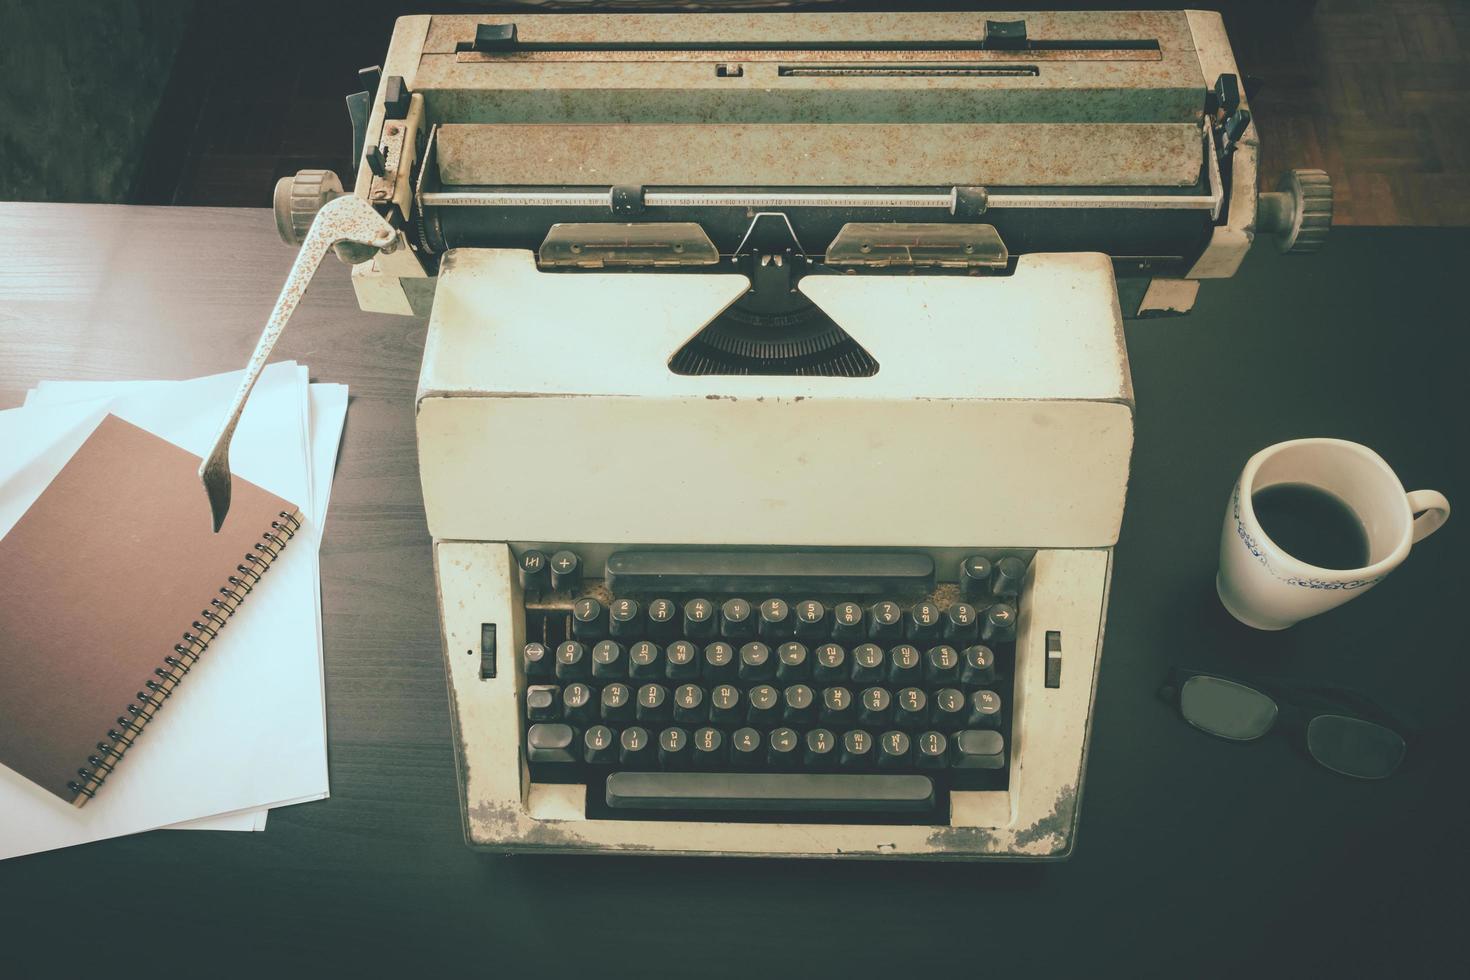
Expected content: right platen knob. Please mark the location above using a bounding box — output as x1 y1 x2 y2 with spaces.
1257 168 1333 254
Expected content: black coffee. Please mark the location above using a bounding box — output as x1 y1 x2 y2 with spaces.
1251 482 1370 570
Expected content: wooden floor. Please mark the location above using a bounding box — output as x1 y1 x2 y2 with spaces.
143 1 1470 225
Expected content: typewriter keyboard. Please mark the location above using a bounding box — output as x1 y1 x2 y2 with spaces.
516 550 1024 820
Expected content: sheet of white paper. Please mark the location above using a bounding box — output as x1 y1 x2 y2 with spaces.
169 381 345 831
20 371 347 835
0 364 333 859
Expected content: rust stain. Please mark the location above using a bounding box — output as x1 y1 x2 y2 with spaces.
1014 783 1078 852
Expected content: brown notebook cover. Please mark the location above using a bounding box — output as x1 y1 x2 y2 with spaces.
0 414 300 805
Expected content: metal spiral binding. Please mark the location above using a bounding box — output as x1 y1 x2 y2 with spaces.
67 510 302 806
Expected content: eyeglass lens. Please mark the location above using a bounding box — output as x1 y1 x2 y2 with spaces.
1178 675 1279 741
1306 714 1406 779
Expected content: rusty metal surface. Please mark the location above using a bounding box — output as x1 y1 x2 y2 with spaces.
406 11 1204 126
454 48 1163 64
421 10 1196 52
435 122 1204 188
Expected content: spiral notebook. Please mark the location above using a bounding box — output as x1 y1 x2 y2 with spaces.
0 413 301 806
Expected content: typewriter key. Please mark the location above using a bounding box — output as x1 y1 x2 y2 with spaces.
831 602 865 644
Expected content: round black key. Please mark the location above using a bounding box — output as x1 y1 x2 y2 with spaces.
894 687 928 730
794 599 828 641
646 599 678 641
813 643 848 684
820 686 855 726
692 726 725 768
628 640 663 680
720 598 754 640
635 683 671 723
518 550 550 593
906 601 942 643
858 686 892 727
570 596 606 641
683 598 717 640
555 641 590 681
877 730 911 769
776 642 809 683
805 728 838 768
746 684 780 725
665 640 700 681
702 641 736 682
782 684 816 725
991 556 1026 597
619 726 653 767
943 603 979 644
730 727 763 768
758 598 794 642
709 683 742 725
982 603 1018 643
967 689 1003 728
562 682 595 724
738 642 774 682
658 727 691 768
886 644 922 686
600 683 633 722
526 684 560 722
673 683 707 724
916 730 949 769
549 550 582 592
851 643 885 685
608 597 642 639
840 730 875 769
960 645 997 687
591 640 626 680
767 727 800 769
868 600 902 643
959 555 992 602
931 688 967 731
831 602 865 644
584 725 616 764
924 645 960 685
522 642 552 680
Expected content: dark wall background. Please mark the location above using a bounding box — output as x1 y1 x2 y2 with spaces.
0 1 192 202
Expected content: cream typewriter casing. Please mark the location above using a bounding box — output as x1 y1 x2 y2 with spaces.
237 7 1324 859
421 249 1131 859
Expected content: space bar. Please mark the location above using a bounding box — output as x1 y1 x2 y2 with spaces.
605 772 935 812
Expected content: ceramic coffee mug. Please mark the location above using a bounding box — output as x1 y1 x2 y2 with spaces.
1217 439 1450 630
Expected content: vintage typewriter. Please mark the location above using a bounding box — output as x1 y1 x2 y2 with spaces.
205 10 1330 859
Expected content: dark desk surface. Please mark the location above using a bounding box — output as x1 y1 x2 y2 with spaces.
0 205 1463 975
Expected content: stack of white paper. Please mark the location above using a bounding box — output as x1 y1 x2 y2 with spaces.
0 362 344 858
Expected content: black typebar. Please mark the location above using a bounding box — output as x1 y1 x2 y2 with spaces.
604 551 935 595
605 772 935 812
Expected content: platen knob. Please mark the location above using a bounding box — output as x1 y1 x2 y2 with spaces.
1257 169 1333 254
272 169 344 246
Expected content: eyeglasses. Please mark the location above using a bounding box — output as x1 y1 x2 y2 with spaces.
1158 668 1408 779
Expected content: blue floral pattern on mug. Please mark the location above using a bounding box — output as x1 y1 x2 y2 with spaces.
1233 484 1379 590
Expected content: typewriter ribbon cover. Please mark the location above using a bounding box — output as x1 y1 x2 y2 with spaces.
0 415 300 805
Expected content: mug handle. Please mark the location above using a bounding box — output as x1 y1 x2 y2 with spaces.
1406 489 1451 544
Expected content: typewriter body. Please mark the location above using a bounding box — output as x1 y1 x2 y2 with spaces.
273 10 1330 859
